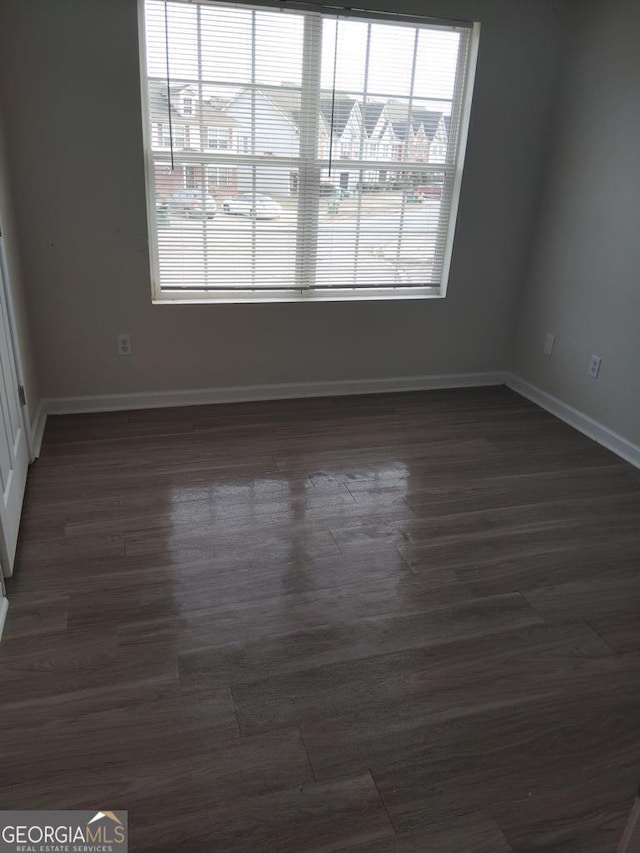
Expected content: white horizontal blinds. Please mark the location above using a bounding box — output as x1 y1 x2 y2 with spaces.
315 17 467 290
141 0 472 296
144 0 305 292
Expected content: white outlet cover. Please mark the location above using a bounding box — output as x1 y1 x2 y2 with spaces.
588 355 601 378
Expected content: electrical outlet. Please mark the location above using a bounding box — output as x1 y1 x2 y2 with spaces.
118 334 132 357
588 355 601 378
543 333 556 357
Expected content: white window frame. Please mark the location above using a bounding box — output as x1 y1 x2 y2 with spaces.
207 165 232 187
183 165 198 189
156 123 170 147
138 0 480 304
158 122 185 149
206 128 229 150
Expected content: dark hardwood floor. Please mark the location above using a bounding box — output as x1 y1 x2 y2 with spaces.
2 385 639 851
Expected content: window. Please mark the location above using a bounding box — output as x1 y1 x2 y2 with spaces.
139 0 479 302
183 96 194 115
207 128 229 149
207 166 232 187
157 122 185 149
156 123 169 147
184 165 197 189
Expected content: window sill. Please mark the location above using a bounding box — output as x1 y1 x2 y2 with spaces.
152 287 444 305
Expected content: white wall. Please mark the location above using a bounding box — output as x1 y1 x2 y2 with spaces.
0 0 566 401
513 0 640 445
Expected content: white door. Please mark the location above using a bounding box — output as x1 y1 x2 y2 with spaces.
0 243 29 577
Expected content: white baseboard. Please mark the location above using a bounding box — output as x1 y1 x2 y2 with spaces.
36 372 640 470
506 374 640 470
0 597 8 643
43 371 507 415
29 400 47 460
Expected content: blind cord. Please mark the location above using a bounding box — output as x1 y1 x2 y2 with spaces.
164 0 175 170
327 16 339 177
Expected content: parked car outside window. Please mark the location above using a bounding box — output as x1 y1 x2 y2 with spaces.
222 193 282 220
163 190 217 219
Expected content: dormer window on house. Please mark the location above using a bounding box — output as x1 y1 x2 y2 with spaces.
139 0 479 302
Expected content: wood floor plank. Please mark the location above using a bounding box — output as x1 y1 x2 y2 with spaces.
402 492 640 544
369 678 640 834
453 538 640 597
0 669 167 725
587 611 640 655
119 569 470 655
178 592 542 689
0 725 312 829
63 482 358 538
339 811 514 852
133 773 394 853
523 574 640 624
0 627 178 707
403 464 639 515
401 513 640 574
42 415 196 445
63 549 420 631
233 619 611 736
24 458 282 506
124 526 341 562
1 595 69 640
16 531 124 567
300 647 640 785
331 492 640 559
490 770 637 852
45 472 328 526
37 430 231 468
137 548 417 618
